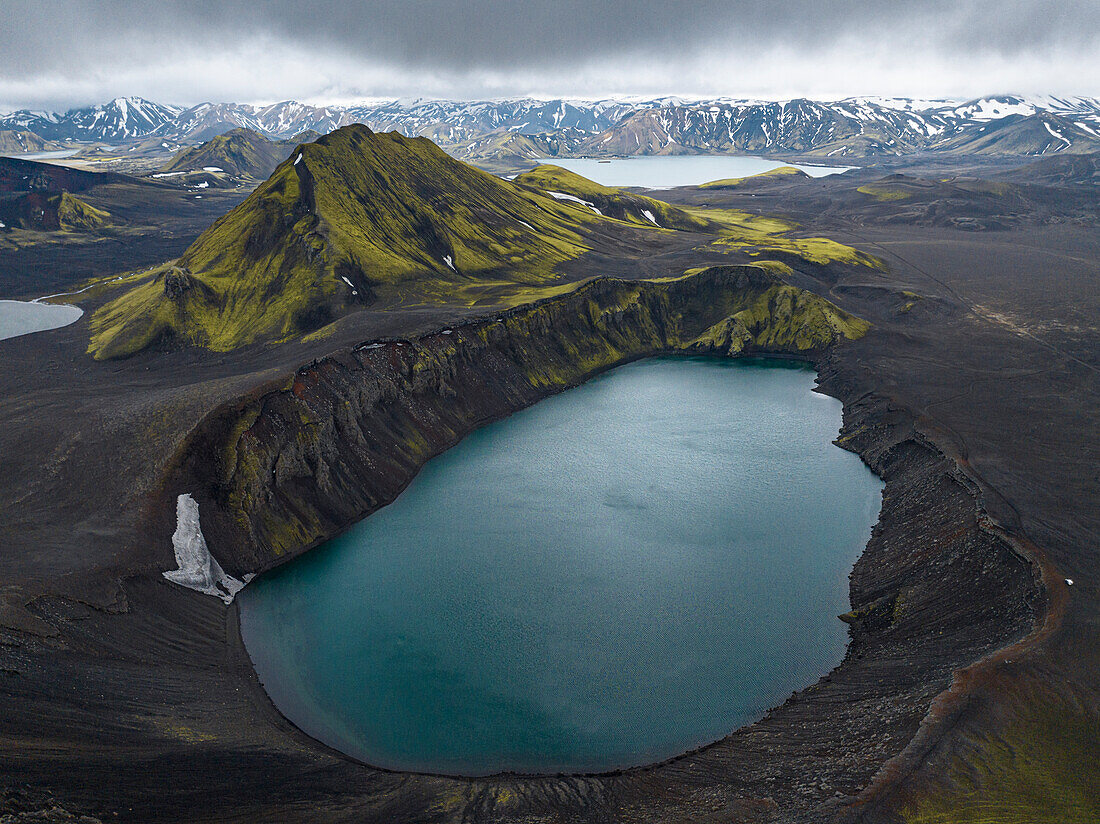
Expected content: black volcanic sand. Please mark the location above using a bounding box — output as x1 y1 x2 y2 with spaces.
0 156 1097 822
0 165 250 298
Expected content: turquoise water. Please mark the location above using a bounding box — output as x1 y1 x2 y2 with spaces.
539 156 853 188
239 357 882 776
0 300 82 342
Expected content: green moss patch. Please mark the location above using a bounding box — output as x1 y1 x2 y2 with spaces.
514 164 713 232
901 698 1100 824
857 183 912 201
53 192 111 231
692 207 882 268
699 166 808 189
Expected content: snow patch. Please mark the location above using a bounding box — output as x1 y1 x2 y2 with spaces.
202 166 224 172
1066 578 1074 586
294 152 303 165
442 255 456 271
163 494 245 604
1043 121 1072 148
547 191 602 215
641 209 658 225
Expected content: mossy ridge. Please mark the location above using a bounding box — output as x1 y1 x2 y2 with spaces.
699 166 808 189
89 126 613 360
690 206 883 268
513 164 713 231
687 282 870 355
53 192 111 230
162 128 296 179
857 183 913 202
184 264 868 565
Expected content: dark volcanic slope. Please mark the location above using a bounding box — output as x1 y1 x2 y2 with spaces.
0 151 1096 822
0 156 249 298
0 155 131 193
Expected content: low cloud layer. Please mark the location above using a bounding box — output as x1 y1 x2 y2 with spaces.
3 0 1098 110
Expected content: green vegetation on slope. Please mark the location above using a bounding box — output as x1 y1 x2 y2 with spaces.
89 133 881 359
53 192 110 230
90 126 610 358
699 166 809 188
857 183 913 201
686 278 870 354
900 697 1100 824
515 165 878 268
162 128 295 179
513 164 713 231
693 207 883 268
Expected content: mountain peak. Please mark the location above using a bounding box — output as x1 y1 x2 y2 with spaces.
88 125 612 358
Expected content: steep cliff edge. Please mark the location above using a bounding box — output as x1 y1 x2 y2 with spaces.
146 260 1040 823
164 264 867 574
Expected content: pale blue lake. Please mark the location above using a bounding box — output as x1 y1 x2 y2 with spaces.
539 155 853 188
240 356 882 776
0 300 82 342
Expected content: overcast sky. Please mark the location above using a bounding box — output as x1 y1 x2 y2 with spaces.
2 0 1098 111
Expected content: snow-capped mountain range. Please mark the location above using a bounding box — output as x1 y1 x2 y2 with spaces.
3 94 1099 157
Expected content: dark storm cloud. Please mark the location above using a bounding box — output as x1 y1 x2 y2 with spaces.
1 0 1098 109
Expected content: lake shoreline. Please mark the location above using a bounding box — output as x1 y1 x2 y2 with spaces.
149 264 1037 813
238 356 883 776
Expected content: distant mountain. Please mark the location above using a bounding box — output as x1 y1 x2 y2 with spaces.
5 97 183 141
4 94 1099 157
576 96 1100 158
347 98 637 141
166 102 269 141
932 112 1100 155
160 128 303 178
0 129 58 154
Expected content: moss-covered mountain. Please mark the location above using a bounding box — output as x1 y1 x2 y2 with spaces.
161 128 307 179
54 192 110 230
0 190 110 231
513 164 712 231
699 166 809 189
89 125 633 358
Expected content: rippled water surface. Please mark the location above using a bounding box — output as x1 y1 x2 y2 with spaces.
240 356 882 775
